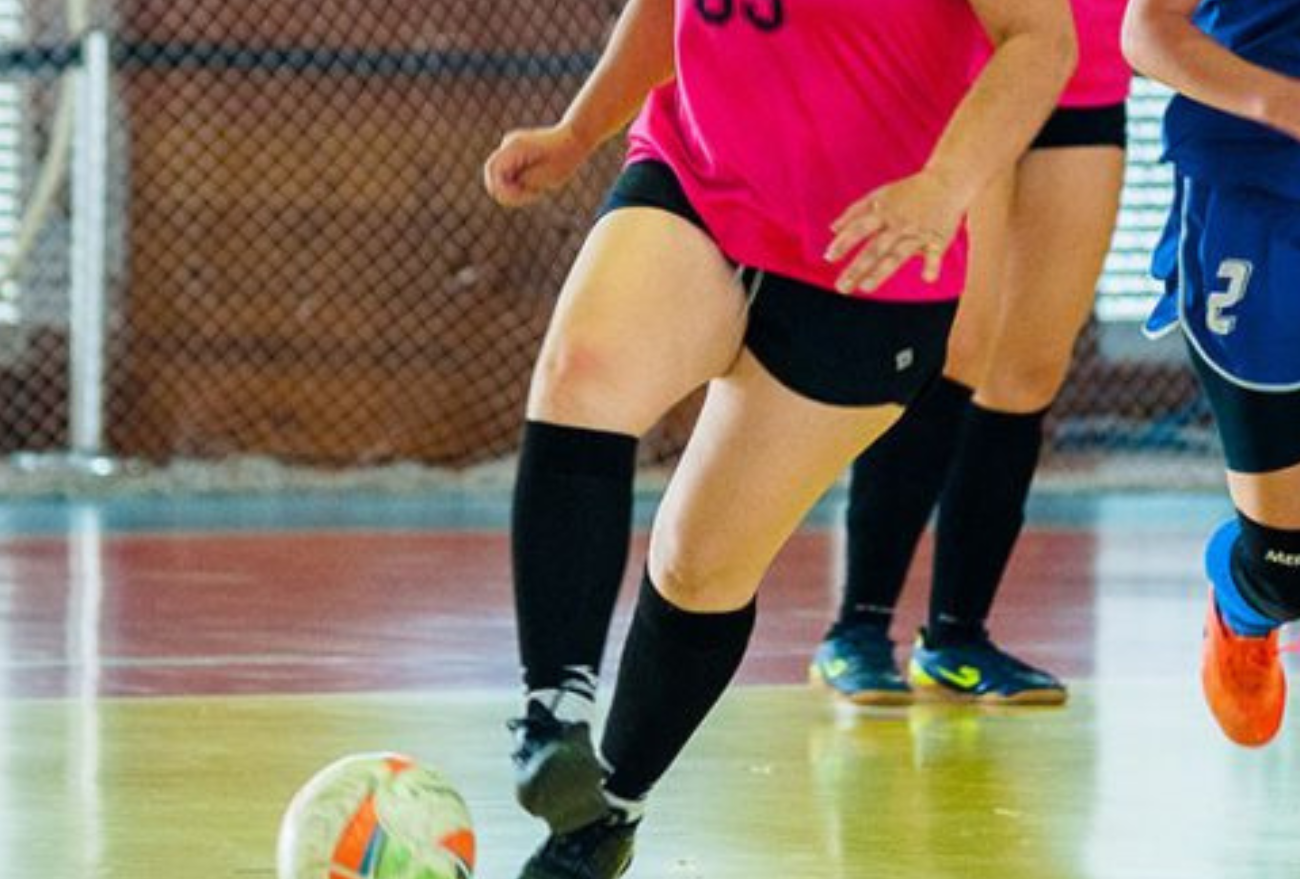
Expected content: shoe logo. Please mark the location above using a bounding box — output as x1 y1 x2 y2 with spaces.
937 665 981 690
822 658 849 679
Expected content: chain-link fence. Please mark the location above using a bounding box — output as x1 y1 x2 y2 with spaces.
0 2 1218 493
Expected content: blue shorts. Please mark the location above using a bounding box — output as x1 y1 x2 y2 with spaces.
1146 175 1300 472
1149 175 1300 389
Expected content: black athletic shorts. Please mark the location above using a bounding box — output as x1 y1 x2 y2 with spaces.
1188 339 1300 474
1031 102 1127 150
598 161 957 407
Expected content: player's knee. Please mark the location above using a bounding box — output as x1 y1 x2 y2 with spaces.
649 542 759 614
978 356 1069 412
529 338 621 415
942 331 988 389
1232 513 1300 623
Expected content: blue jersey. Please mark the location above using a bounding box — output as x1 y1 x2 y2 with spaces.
1163 0 1300 200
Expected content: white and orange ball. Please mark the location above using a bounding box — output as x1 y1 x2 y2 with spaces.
277 752 476 879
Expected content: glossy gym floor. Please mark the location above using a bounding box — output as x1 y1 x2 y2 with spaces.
2 490 1296 879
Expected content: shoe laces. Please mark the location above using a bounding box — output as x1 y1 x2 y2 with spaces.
1226 631 1283 684
507 700 561 732
835 624 895 662
980 641 1040 676
506 701 565 762
934 629 1055 682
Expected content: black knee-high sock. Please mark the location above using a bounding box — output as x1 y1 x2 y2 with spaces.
602 574 756 802
513 420 638 692
929 404 1047 644
835 376 972 634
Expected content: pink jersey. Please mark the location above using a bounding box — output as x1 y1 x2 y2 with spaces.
971 0 1132 107
627 0 984 302
1062 0 1131 107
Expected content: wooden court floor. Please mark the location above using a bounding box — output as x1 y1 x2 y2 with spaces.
1 492 1297 879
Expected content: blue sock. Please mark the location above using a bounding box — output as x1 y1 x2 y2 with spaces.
1205 519 1279 637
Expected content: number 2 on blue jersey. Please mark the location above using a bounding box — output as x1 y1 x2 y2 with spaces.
1207 258 1253 336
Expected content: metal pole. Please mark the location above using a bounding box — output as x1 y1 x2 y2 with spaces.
69 28 110 462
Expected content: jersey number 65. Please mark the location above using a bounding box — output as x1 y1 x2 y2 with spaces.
696 0 784 31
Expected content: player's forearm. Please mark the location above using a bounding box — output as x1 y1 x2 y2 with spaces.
1122 2 1300 136
559 0 676 155
924 11 1077 206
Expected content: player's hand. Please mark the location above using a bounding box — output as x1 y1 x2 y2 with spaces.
483 124 592 208
824 170 968 295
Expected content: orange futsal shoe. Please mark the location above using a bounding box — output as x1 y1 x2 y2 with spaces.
1201 590 1286 747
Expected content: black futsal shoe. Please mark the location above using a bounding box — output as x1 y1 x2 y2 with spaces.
508 700 609 834
909 627 1067 705
810 623 912 706
518 811 638 879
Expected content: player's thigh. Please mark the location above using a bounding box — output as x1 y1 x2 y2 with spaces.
647 348 902 612
976 146 1124 411
647 280 955 612
529 208 748 434
944 167 1014 389
1229 463 1300 529
1195 352 1300 527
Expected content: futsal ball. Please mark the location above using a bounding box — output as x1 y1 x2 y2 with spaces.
277 752 476 879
